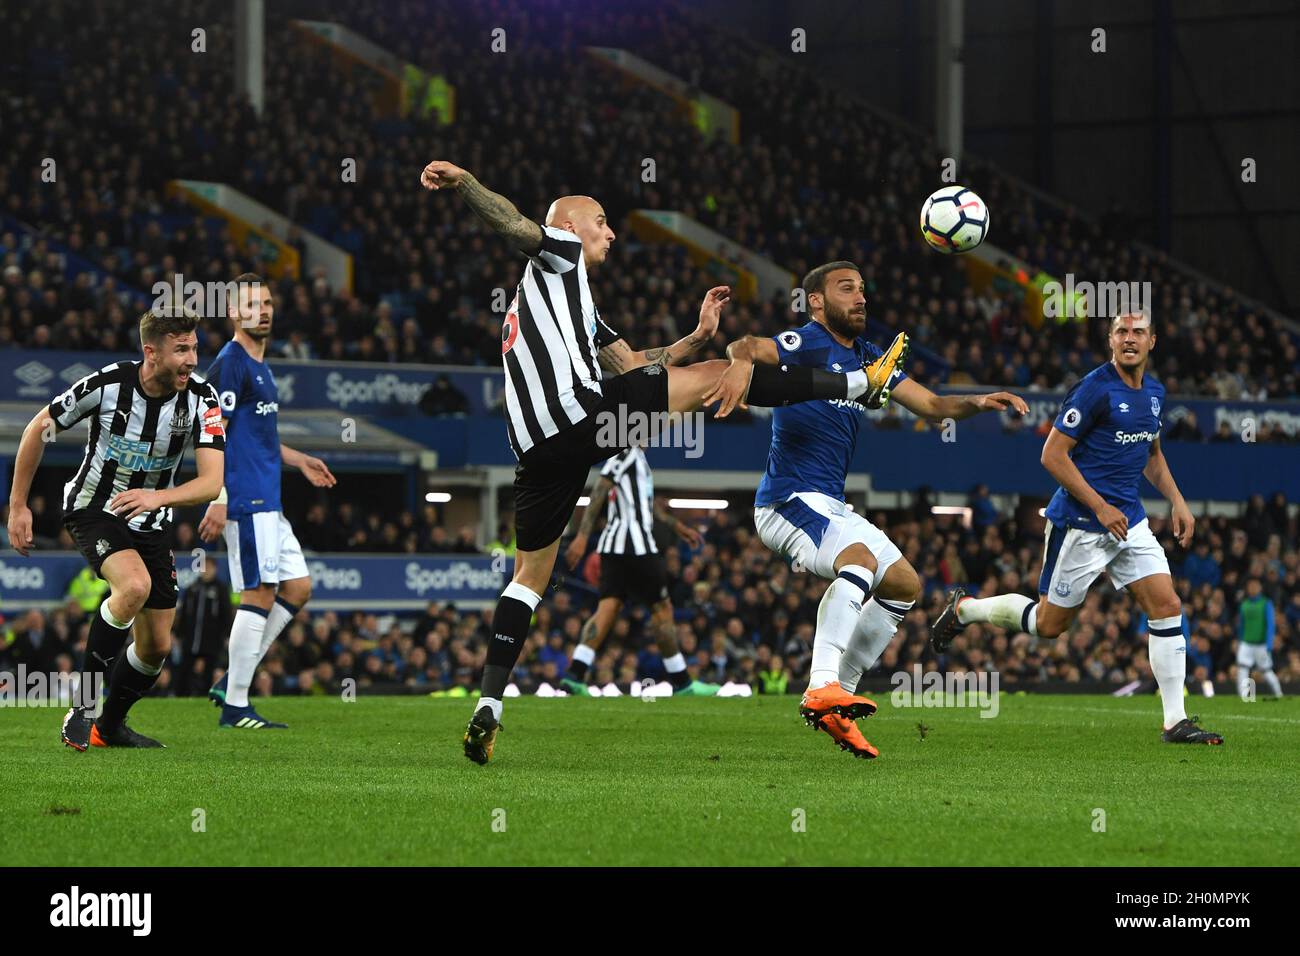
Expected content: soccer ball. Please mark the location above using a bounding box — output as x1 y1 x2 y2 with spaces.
920 185 989 254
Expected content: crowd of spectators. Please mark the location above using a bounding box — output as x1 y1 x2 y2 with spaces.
5 490 1295 698
2 0 1296 406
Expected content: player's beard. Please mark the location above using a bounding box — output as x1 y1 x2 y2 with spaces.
823 301 866 340
164 364 193 391
1113 343 1148 372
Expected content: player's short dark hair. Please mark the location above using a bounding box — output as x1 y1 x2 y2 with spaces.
139 306 199 345
802 261 861 296
228 272 271 318
1109 310 1153 333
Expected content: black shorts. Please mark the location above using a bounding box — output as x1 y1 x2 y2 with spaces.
598 552 670 606
62 508 179 610
513 365 669 552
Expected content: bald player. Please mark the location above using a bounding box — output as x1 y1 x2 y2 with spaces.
419 159 910 764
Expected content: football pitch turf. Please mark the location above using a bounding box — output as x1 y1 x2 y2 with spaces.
2 693 1296 866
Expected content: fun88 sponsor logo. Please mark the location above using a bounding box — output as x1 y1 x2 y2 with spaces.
325 371 430 410
405 561 506 596
1114 429 1159 445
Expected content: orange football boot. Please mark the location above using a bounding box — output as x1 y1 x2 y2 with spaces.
816 713 879 759
799 680 878 725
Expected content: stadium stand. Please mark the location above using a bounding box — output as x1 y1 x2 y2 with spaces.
1 0 1295 701
3 0 1297 399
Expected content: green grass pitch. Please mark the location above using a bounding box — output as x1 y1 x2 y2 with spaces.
2 693 1296 866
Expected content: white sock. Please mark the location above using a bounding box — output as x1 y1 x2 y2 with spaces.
126 642 162 676
258 598 300 660
226 607 268 708
101 599 134 630
477 696 503 721
1262 670 1282 697
810 565 874 688
957 593 1038 635
845 368 869 399
572 643 596 667
840 597 913 692
663 652 687 674
1147 616 1187 728
1238 670 1253 700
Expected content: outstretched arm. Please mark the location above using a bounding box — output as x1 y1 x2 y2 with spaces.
890 379 1029 423
421 160 543 255
597 286 729 376
1143 438 1194 547
697 335 781 417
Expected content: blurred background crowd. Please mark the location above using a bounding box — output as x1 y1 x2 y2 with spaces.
2 0 1297 409
4 488 1295 696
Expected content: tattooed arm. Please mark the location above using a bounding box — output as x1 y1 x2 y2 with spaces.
564 476 614 570
596 285 731 376
420 160 543 255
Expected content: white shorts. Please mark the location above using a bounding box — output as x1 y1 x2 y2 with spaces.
755 491 901 582
1236 643 1273 672
223 510 309 592
1039 518 1169 609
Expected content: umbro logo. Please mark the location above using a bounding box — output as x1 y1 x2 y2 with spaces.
15 361 53 387
1118 402 1129 413
60 363 94 384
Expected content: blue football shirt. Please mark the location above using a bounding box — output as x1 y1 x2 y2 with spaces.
754 321 906 507
1044 362 1164 532
203 340 283 517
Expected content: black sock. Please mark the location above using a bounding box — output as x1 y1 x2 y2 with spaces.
82 602 132 710
746 364 848 407
480 587 539 700
667 667 690 690
98 644 161 731
566 657 590 682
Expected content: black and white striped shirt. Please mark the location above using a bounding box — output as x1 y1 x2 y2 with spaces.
595 447 658 556
49 362 226 532
501 226 622 458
